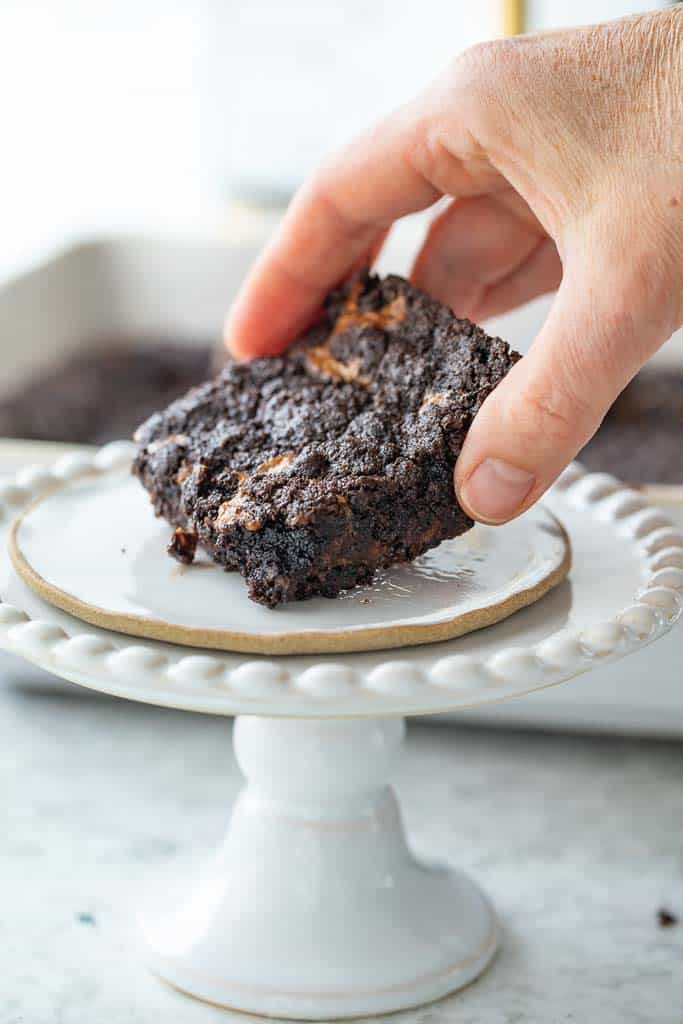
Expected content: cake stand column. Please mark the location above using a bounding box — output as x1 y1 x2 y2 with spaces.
142 714 498 1019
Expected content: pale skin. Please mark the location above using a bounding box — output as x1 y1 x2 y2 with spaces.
225 8 683 525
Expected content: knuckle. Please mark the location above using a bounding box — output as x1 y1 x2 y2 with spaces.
403 113 452 187
446 39 525 146
305 165 342 210
304 167 369 235
507 380 588 450
451 39 515 86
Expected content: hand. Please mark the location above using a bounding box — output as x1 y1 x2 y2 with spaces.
224 8 683 524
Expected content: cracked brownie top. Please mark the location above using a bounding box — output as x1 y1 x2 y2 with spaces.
133 273 520 605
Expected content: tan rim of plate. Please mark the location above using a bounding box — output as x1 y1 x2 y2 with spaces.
9 506 571 657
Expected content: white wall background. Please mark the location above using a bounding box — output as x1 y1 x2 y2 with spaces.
0 2 206 276
0 1 667 279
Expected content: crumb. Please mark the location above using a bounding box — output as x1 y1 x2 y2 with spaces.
657 908 678 928
76 911 96 926
167 526 198 565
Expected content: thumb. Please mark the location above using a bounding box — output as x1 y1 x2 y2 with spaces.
455 264 675 524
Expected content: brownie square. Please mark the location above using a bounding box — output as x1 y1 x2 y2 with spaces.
133 274 520 606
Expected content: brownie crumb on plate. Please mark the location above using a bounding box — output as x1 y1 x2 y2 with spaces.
167 526 198 565
133 273 520 607
657 907 678 929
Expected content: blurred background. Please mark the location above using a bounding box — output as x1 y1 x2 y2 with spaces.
0 0 673 280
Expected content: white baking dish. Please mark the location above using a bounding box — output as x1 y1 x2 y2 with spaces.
1 235 682 735
0 235 261 397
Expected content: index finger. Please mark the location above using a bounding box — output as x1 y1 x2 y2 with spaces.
224 104 445 359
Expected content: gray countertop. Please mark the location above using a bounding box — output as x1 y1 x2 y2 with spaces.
2 680 683 1024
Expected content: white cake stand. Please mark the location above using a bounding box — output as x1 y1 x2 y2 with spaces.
1 442 681 1019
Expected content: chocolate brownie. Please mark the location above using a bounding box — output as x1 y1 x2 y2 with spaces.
581 369 683 484
133 274 520 607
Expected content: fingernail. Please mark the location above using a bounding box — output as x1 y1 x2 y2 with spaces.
459 458 535 523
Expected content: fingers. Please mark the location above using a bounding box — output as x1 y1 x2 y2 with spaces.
455 261 674 524
225 209 392 360
412 193 558 319
223 80 508 358
224 109 438 358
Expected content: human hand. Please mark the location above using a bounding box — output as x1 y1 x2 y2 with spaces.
224 8 683 524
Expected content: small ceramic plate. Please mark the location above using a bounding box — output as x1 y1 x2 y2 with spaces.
9 472 569 655
0 445 681 717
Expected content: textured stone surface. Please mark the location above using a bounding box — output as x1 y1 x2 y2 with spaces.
2 682 682 1023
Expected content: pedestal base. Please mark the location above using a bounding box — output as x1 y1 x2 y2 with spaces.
141 717 498 1019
